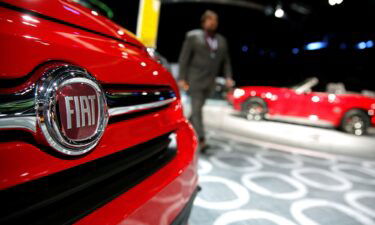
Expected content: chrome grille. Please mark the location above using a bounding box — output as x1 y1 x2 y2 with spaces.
0 86 177 133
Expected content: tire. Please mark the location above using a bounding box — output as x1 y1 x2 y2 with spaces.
340 109 370 136
241 98 268 121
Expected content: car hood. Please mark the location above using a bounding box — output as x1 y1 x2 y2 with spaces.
2 0 143 48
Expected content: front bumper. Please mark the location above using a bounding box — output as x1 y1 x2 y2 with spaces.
75 121 199 225
171 187 199 225
0 120 198 225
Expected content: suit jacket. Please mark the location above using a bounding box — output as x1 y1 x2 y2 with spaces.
178 29 232 90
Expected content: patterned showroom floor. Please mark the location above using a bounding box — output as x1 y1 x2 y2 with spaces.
189 131 375 225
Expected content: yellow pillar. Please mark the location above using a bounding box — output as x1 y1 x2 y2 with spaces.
136 0 161 48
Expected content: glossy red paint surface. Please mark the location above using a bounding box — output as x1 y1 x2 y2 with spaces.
0 1 197 224
0 2 169 88
1 0 143 58
228 86 375 127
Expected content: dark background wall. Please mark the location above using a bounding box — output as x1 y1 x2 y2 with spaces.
100 0 375 92
157 1 375 92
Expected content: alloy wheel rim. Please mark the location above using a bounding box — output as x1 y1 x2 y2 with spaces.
247 103 263 121
345 115 365 136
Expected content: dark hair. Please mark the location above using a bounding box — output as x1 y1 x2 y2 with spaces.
201 10 218 23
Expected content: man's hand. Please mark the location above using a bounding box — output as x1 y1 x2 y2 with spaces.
178 80 189 91
225 78 235 88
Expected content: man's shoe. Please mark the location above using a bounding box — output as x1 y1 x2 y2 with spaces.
200 141 210 154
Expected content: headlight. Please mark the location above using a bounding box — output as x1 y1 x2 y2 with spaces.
233 88 245 98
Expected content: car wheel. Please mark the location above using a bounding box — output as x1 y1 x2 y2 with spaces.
340 110 370 136
242 98 267 121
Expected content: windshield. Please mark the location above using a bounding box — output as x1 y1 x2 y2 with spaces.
290 77 318 90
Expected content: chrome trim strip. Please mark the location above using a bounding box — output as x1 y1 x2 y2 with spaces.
0 99 34 114
108 97 176 117
0 87 176 133
105 89 176 108
0 116 37 132
0 96 36 132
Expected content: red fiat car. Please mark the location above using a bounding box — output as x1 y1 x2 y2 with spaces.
228 77 375 135
0 1 198 224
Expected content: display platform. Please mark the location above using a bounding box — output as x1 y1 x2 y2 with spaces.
199 99 375 159
190 132 375 225
185 99 375 225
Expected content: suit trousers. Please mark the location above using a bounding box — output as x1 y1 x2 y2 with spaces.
189 88 212 141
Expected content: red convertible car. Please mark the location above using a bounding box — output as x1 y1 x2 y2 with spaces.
228 77 375 135
0 0 198 225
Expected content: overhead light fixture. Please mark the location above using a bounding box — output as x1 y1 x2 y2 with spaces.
274 6 285 18
356 41 373 50
357 42 367 50
242 45 249 53
305 42 328 51
329 0 343 6
366 40 374 48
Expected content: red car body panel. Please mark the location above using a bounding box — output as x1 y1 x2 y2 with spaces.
0 1 198 224
228 86 375 127
2 0 141 44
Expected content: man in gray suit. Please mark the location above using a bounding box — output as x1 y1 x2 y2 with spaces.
178 10 234 152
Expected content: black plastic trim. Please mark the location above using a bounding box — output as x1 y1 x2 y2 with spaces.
170 187 199 225
108 104 170 124
0 132 176 225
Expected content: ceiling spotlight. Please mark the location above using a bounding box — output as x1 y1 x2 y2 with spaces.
274 6 285 18
356 42 366 50
329 0 343 6
305 42 328 51
366 40 374 48
242 45 249 53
